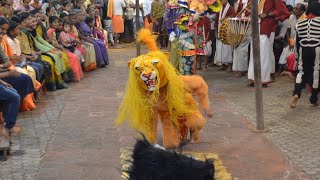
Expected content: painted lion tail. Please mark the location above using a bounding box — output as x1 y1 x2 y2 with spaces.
137 28 159 51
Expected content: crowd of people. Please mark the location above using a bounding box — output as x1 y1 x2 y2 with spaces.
0 0 319 136
0 0 111 134
206 0 320 108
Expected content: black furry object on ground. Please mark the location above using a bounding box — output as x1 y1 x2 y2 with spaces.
125 138 215 180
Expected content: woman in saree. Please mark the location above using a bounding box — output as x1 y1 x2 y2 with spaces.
47 16 83 82
27 14 75 83
76 10 109 67
87 7 109 47
0 17 35 111
30 9 48 41
68 11 96 72
7 21 41 90
17 12 68 91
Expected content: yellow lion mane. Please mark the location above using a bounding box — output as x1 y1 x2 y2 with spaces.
115 29 198 140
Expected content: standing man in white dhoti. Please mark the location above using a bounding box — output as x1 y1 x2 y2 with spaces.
214 0 235 71
232 0 250 77
268 1 290 82
246 0 289 87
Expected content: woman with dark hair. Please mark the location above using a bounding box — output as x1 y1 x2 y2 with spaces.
68 11 97 71
60 1 73 19
12 14 52 86
42 0 60 16
0 16 35 111
18 12 69 91
0 0 15 19
290 1 320 108
46 6 56 17
76 10 109 67
47 16 83 82
30 9 48 40
7 20 43 85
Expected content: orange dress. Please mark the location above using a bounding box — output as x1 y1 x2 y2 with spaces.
1 36 37 111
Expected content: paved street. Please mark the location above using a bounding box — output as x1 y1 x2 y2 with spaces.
0 46 318 179
202 67 320 179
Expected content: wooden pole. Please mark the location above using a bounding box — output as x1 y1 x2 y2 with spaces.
250 0 265 131
136 0 141 56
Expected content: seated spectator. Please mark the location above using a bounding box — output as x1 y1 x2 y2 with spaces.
42 0 59 16
0 70 21 133
16 0 34 12
7 21 43 87
0 0 15 20
94 8 109 47
18 12 68 90
46 6 56 17
85 16 105 42
0 22 21 134
30 10 48 40
59 20 85 65
68 11 97 71
0 17 35 111
12 14 51 86
76 10 109 67
47 16 83 82
74 0 86 12
60 1 73 19
30 0 42 10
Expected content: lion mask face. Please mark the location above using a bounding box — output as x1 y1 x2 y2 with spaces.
129 56 168 92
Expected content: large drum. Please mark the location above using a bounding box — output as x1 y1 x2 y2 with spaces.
219 17 252 46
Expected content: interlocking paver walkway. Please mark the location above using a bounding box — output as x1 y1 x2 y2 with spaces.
201 67 320 180
0 46 313 180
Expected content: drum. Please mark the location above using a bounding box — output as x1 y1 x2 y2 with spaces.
219 17 252 46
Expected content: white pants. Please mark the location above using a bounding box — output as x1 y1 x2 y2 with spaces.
269 32 275 73
215 39 233 65
279 46 290 65
214 39 222 65
248 35 271 83
233 37 250 72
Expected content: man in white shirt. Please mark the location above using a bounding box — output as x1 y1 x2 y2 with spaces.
130 0 145 39
288 3 306 41
273 18 289 73
112 0 126 48
143 0 152 17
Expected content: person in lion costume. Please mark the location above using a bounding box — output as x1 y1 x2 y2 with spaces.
116 28 212 148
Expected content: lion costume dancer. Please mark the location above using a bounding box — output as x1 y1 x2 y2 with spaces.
116 29 211 148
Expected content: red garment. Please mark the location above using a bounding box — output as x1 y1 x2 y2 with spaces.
234 0 244 16
259 0 279 37
198 16 211 36
245 0 289 37
274 0 290 22
214 4 235 28
69 33 86 55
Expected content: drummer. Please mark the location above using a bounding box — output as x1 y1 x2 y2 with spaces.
245 0 290 87
232 0 250 77
214 0 235 72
